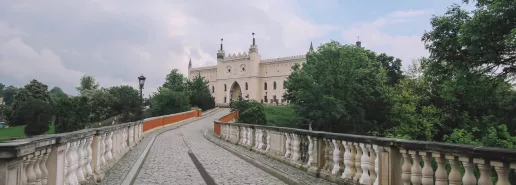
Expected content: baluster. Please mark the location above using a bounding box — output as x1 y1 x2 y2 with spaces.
341 141 355 180
331 139 341 175
299 136 306 163
359 143 370 184
400 150 411 185
82 138 90 179
247 127 252 146
108 131 114 160
41 149 50 185
22 156 29 185
433 153 447 185
461 157 476 185
323 139 332 172
76 139 85 183
112 130 118 159
284 133 291 158
292 134 300 162
476 159 493 185
258 129 264 149
266 130 271 151
353 143 362 182
99 134 105 168
421 152 433 185
370 145 379 185
105 132 111 163
254 129 259 148
493 161 510 185
65 142 73 185
27 154 36 185
447 155 462 185
409 151 422 185
34 151 43 185
307 136 314 166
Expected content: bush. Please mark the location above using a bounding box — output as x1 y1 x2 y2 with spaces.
10 99 52 136
231 99 267 125
150 88 191 116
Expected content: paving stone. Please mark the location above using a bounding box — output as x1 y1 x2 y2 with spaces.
100 108 220 185
134 110 287 185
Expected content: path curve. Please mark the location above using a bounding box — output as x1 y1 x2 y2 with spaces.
134 109 287 185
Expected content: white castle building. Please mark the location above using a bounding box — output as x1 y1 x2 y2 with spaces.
188 33 361 106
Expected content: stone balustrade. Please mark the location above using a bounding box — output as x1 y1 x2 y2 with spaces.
0 108 201 185
214 111 516 185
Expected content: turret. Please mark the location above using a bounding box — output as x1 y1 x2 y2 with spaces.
217 38 225 60
356 36 362 47
248 32 261 76
249 32 258 53
309 41 314 53
188 58 192 69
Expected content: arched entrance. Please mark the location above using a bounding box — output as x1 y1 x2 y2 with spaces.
229 81 242 102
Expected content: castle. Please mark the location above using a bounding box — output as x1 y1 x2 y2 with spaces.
188 33 361 106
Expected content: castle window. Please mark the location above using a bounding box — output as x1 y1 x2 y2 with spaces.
245 82 248 90
224 84 227 92
224 97 227 103
264 96 268 103
264 82 267 90
273 81 277 90
228 68 231 73
242 67 245 71
212 86 214 93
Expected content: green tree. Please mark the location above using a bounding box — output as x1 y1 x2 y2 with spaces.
284 41 389 133
53 96 90 133
1 86 18 106
422 0 516 77
0 83 5 94
49 87 68 102
76 75 99 96
187 75 215 111
163 69 187 92
9 80 51 126
150 87 190 116
108 85 142 122
86 89 115 122
231 99 267 125
14 99 53 136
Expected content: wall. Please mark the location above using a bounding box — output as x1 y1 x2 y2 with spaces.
213 110 238 136
142 108 202 133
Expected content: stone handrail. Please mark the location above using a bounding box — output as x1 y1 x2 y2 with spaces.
214 111 516 185
0 108 201 185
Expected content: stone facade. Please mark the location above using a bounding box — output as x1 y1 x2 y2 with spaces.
188 36 307 106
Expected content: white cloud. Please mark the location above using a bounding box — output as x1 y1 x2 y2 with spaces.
342 10 432 68
0 0 334 95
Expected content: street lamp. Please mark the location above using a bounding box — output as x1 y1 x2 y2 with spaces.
138 74 146 122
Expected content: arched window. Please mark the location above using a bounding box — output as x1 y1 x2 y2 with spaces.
224 84 227 92
212 86 214 93
273 81 277 90
245 82 248 90
264 82 267 90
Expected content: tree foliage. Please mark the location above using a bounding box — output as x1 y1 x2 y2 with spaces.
231 99 267 125
11 98 53 136
163 69 187 92
284 41 390 133
150 87 190 116
108 85 143 122
9 80 51 126
49 87 68 102
187 75 215 111
76 75 99 96
1 86 18 106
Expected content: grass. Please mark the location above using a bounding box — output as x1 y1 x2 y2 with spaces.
263 105 298 128
0 122 56 142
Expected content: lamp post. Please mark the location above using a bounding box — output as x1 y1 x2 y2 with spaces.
138 74 146 122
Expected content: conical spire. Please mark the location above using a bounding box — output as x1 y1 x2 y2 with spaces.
220 38 224 50
356 36 362 47
188 58 192 69
309 41 314 52
252 32 255 46
217 38 225 60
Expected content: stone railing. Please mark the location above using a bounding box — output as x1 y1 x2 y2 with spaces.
0 108 201 185
214 112 516 185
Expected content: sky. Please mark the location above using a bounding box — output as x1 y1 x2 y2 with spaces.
0 0 471 96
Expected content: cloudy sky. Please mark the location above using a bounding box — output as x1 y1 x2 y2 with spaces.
0 0 470 95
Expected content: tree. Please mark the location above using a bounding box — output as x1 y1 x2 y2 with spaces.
10 99 52 136
1 86 18 106
284 41 389 133
163 69 187 92
9 80 51 126
53 96 90 133
150 87 190 116
0 83 4 94
187 75 215 111
76 75 99 96
86 89 115 122
49 87 68 102
231 99 267 125
108 85 142 122
370 52 403 86
422 0 516 77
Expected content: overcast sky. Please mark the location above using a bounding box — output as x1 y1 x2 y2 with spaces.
0 0 469 96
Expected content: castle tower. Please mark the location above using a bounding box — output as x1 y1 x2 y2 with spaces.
217 38 225 61
188 58 192 69
249 32 261 76
309 41 314 53
356 36 362 47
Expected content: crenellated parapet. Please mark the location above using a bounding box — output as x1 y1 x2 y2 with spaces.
223 52 250 61
260 54 306 63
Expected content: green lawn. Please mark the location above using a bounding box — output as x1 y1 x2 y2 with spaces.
263 105 298 128
0 122 55 142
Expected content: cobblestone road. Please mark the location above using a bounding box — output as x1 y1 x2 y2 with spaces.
134 110 287 185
